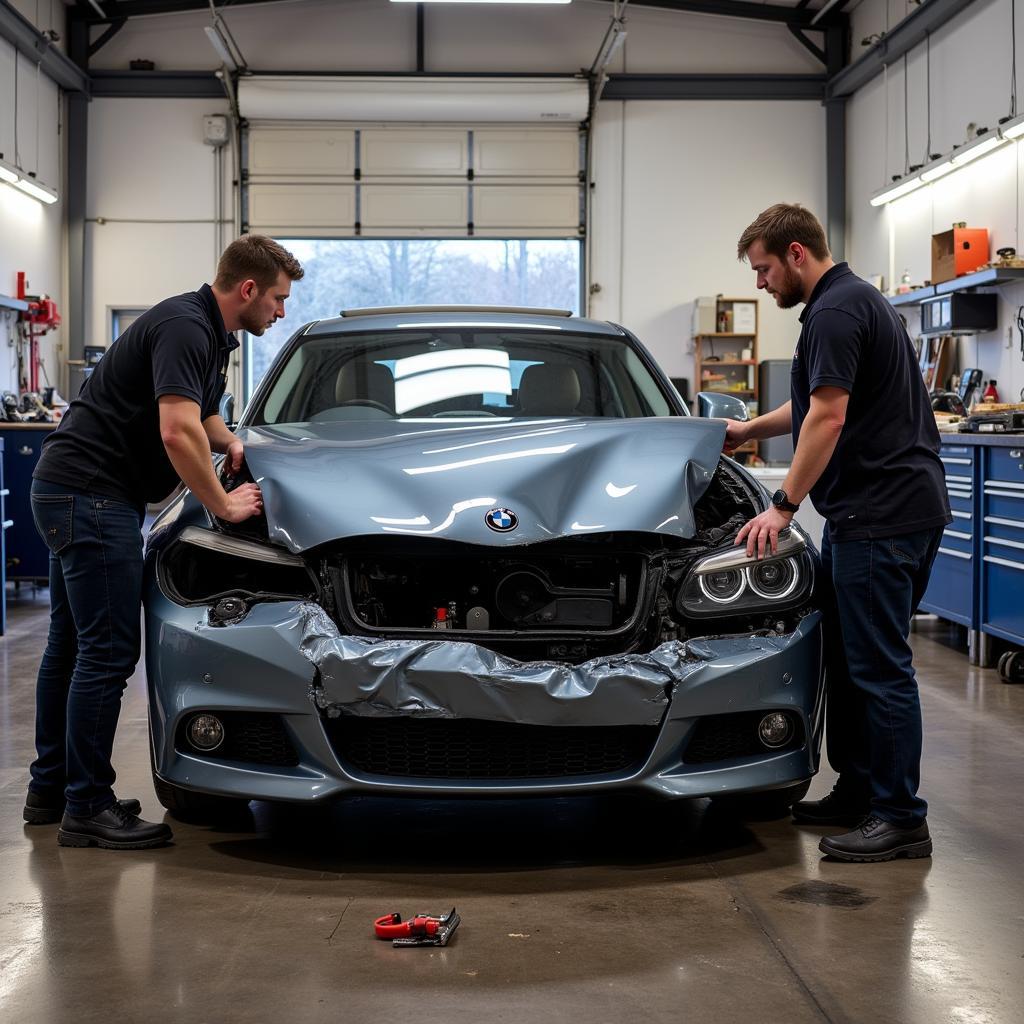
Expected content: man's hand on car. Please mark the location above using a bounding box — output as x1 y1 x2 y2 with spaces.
225 439 245 474
736 506 793 559
723 420 749 453
220 481 263 523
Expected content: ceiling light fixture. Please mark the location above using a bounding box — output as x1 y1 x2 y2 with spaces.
13 175 58 205
869 175 924 207
0 157 19 185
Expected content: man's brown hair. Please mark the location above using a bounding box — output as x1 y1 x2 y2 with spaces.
214 234 305 292
736 204 831 262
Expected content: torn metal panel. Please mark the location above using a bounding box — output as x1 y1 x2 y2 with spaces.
238 417 726 552
298 603 774 728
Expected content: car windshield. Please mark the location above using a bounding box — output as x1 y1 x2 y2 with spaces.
249 328 677 425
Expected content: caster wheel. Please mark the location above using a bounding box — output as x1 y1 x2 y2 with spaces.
997 651 1013 678
999 651 1024 685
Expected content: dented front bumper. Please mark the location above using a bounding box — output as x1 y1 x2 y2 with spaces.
145 587 824 803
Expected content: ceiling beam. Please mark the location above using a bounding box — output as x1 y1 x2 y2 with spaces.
73 0 295 23
589 0 842 28
603 73 825 100
0 0 91 92
90 69 224 96
826 0 978 100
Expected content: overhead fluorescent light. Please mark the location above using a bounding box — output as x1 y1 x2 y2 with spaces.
204 25 238 71
1000 113 1024 140
869 175 923 207
13 176 58 204
0 159 19 185
920 160 954 183
950 131 1006 166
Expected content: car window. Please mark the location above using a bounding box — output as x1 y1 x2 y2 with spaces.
251 329 675 425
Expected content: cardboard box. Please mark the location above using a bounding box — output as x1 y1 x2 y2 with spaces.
931 228 989 283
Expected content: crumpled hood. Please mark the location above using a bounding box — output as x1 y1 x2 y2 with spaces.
236 417 726 553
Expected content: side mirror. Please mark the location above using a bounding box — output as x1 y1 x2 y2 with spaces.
696 391 750 422
219 392 236 428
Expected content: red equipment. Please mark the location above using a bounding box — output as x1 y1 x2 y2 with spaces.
16 271 62 393
374 907 461 947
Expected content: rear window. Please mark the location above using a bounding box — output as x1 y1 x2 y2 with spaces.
251 329 675 426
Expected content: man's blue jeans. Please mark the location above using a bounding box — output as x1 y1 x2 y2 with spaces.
818 526 943 827
29 479 145 818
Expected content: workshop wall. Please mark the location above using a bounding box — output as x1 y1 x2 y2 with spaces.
847 0 1024 401
85 97 235 392
85 2 826 403
589 99 827 379
0 36 64 397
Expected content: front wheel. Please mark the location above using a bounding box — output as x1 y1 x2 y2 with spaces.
709 779 812 821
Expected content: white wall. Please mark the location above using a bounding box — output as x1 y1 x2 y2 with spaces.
0 31 64 396
847 0 1024 401
589 98 828 378
85 96 234 389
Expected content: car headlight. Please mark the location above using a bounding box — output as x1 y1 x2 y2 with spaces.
158 526 317 607
677 527 813 618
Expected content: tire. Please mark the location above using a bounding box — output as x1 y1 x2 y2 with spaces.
709 779 812 821
152 774 251 823
148 726 250 823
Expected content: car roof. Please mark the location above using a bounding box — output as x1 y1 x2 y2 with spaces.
302 307 627 338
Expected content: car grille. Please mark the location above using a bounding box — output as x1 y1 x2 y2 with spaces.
176 712 299 767
324 716 658 780
683 711 803 764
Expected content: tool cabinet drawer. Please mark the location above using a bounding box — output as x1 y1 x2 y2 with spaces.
945 474 974 514
987 447 1024 484
920 547 974 627
981 554 1024 642
982 483 1024 520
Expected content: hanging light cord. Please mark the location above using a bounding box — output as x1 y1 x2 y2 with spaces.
903 52 910 175
925 33 932 161
1011 0 1019 119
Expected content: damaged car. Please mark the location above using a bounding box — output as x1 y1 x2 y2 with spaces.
144 307 824 821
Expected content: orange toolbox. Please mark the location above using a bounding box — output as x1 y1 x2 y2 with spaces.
931 227 989 283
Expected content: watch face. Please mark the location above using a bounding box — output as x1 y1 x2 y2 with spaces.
771 489 786 506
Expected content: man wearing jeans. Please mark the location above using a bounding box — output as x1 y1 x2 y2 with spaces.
25 235 303 849
727 204 951 862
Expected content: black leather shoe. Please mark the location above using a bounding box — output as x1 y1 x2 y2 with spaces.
792 788 868 827
819 815 932 862
23 791 143 825
57 802 173 850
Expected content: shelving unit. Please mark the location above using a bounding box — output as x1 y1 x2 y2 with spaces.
693 297 759 458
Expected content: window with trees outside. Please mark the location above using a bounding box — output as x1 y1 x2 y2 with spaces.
243 238 583 402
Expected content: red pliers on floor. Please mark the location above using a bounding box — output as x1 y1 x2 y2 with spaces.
374 907 461 947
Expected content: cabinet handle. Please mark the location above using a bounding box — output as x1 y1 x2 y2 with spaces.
938 547 971 560
940 457 972 465
986 536 1024 552
1 520 11 530
985 489 1024 500
944 529 972 540
984 555 1024 572
984 515 1024 530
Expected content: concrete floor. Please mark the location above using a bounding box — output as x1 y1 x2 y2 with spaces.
1 592 1022 1024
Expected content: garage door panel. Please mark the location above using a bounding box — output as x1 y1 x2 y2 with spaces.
248 183 356 229
361 130 469 177
473 186 579 230
474 130 580 178
249 127 356 178
362 185 468 229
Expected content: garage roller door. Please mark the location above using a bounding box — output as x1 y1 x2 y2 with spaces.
245 123 585 239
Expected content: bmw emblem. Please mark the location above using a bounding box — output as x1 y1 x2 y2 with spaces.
485 507 518 532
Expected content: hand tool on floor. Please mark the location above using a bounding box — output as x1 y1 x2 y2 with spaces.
374 907 461 947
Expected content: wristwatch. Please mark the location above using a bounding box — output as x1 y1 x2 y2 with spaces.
770 488 800 513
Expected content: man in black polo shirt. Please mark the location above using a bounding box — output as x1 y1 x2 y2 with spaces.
25 235 303 849
727 204 951 862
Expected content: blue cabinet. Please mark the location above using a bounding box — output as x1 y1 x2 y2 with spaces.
0 424 55 583
919 443 977 628
980 443 1024 646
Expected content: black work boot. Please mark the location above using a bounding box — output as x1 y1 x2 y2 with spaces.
23 790 142 826
792 786 869 827
819 814 932 862
57 802 173 850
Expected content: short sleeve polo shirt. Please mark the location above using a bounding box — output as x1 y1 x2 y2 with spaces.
35 284 239 505
790 263 951 542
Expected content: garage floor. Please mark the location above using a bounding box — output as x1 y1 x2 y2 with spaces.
1 593 1022 1024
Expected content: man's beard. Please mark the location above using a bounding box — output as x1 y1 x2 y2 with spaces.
772 265 804 308
238 304 269 335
